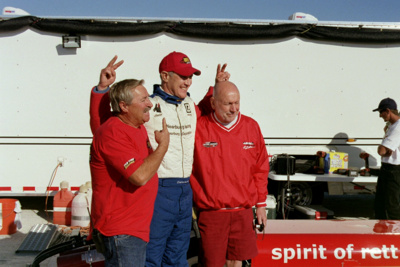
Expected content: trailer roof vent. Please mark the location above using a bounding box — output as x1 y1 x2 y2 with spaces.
289 12 318 22
2 6 30 16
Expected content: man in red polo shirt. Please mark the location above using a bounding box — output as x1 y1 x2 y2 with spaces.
90 79 169 266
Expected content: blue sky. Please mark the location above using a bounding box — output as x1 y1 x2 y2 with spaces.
1 0 400 22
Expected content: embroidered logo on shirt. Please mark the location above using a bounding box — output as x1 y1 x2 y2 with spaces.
243 142 255 149
203 142 218 148
124 158 135 169
184 103 191 114
153 103 161 113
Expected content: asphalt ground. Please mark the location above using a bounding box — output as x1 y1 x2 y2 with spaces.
0 194 375 267
0 197 57 267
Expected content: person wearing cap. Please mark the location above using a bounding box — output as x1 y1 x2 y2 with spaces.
373 97 400 220
89 53 230 266
191 81 269 266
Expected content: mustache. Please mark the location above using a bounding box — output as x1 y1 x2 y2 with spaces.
144 107 151 113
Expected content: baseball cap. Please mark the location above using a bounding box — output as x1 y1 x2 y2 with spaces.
373 98 397 112
159 51 201 76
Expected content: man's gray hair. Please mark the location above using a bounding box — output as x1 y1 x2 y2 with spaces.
109 79 145 113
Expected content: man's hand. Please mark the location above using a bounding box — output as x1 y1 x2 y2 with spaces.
215 63 230 83
255 206 267 233
98 55 124 91
155 118 170 150
129 118 169 186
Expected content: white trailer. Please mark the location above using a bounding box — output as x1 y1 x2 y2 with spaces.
1 14 400 200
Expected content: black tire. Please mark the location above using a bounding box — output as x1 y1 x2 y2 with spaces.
286 181 313 206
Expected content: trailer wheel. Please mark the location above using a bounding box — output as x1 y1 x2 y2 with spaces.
279 182 313 210
285 181 313 206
